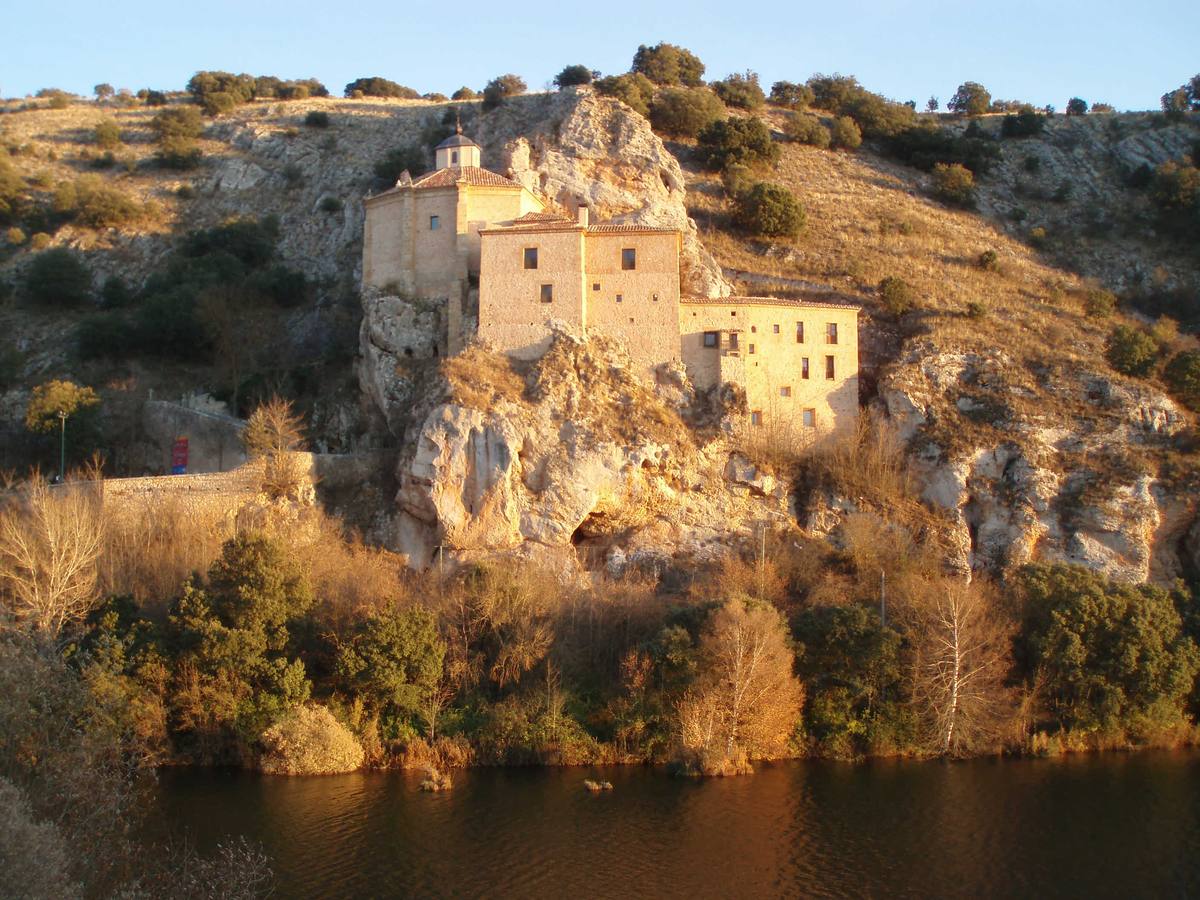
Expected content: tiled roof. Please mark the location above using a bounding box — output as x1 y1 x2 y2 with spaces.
512 212 573 224
410 166 521 189
587 224 679 234
681 295 862 311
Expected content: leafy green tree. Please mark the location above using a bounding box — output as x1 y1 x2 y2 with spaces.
697 116 778 170
1017 564 1200 743
93 119 121 149
554 65 595 88
594 73 656 117
187 70 256 113
769 81 814 110
631 42 706 87
0 155 27 224
648 87 725 138
1065 97 1088 116
711 71 765 110
948 81 991 116
24 248 92 307
451 86 478 100
783 112 830 148
878 276 919 316
926 96 939 112
337 607 445 721
734 182 805 237
24 379 99 434
1149 160 1199 236
1000 105 1047 137
482 74 526 111
930 162 976 206
93 83 114 101
1105 325 1160 377
150 105 203 169
1163 350 1200 410
374 145 429 182
342 76 420 99
829 115 862 150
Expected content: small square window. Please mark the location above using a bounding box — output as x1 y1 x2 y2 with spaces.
749 343 756 355
616 294 623 303
429 215 440 230
593 282 601 291
773 324 780 334
622 248 636 270
826 355 835 379
728 332 740 350
628 317 634 323
802 358 810 379
730 310 737 317
750 410 763 426
780 386 792 398
703 331 719 348
524 247 538 270
803 408 816 428
751 325 757 333
796 322 805 343
826 323 839 345
540 284 553 303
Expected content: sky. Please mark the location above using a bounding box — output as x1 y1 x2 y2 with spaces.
3 0 1197 111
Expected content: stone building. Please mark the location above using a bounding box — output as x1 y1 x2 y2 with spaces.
363 131 860 434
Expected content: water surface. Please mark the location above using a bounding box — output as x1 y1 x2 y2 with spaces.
152 752 1200 898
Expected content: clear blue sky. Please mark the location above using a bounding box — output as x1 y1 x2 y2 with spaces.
3 0 1196 111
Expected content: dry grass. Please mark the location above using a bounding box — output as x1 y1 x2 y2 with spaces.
441 343 528 409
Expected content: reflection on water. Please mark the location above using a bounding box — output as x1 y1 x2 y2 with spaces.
151 752 1200 898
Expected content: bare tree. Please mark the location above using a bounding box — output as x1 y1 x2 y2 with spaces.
907 579 1017 755
0 478 103 636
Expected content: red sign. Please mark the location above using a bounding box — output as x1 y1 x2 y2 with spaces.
171 437 188 474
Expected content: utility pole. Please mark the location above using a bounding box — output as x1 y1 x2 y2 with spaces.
57 409 67 481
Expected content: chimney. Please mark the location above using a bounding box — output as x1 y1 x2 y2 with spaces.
576 203 590 228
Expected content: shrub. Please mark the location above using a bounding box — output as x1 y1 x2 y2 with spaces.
1161 87 1191 121
30 233 51 250
977 249 999 271
56 175 142 228
1028 225 1048 248
100 276 132 308
1163 351 1200 410
829 116 862 150
965 300 988 318
319 196 341 213
93 119 121 149
712 71 765 110
0 156 25 224
878 276 919 316
451 86 478 100
336 607 445 718
1065 97 1088 116
930 162 975 206
733 182 805 237
631 42 706 87
885 122 999 174
157 139 202 170
151 105 203 141
481 74 526 111
948 82 991 116
1000 105 1046 138
143 89 167 106
1105 325 1160 376
259 705 364 775
769 81 814 110
1149 160 1200 236
374 145 429 182
24 248 91 306
187 70 255 111
783 112 830 148
343 77 419 99
1092 102 1115 114
554 65 594 88
649 87 725 138
201 91 238 116
1083 287 1117 318
304 110 330 128
5 227 25 246
721 163 753 198
697 116 778 170
593 73 655 117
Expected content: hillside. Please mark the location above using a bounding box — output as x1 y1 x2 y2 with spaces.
0 88 1198 583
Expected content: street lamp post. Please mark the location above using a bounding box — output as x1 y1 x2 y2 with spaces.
57 409 67 481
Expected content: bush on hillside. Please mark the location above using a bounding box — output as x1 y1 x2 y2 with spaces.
712 72 765 110
829 116 862 150
1105 325 1160 377
151 105 203 141
343 77 419 99
631 42 706 87
1149 160 1200 237
649 87 725 138
878 276 919 316
259 705 364 775
977 249 1000 271
734 182 804 237
94 119 121 149
304 110 330 128
0 157 26 224
375 145 429 182
697 117 778 170
948 82 991 116
1000 105 1047 138
783 113 830 148
142 89 167 106
554 65 594 88
1065 97 1088 116
805 74 914 138
53 175 143 228
930 162 976 206
594 73 655 117
451 87 478 100
885 123 999 174
1083 287 1117 318
482 74 526 111
769 81 814 110
1163 351 1200 411
24 248 91 307
187 70 256 112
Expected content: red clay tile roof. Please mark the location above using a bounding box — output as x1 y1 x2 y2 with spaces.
586 224 679 234
681 295 862 310
410 166 521 189
512 212 573 224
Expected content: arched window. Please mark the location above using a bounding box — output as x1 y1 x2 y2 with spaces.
451 150 458 165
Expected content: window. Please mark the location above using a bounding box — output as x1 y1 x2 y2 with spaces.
622 248 637 270
750 410 763 426
780 386 792 398
616 294 623 303
773 324 780 334
524 247 538 269
826 322 838 344
451 150 458 165
748 343 756 355
728 332 740 350
796 322 805 343
593 282 601 291
540 284 553 303
652 293 659 302
703 331 719 348
751 325 758 333
429 215 440 230
731 310 737 317
825 355 835 379
802 358 810 379
803 408 816 428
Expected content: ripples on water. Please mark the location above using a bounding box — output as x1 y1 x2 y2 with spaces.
153 752 1200 898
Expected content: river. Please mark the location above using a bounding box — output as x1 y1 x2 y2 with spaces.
152 751 1200 898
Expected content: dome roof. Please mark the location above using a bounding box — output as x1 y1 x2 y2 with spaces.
436 130 479 150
